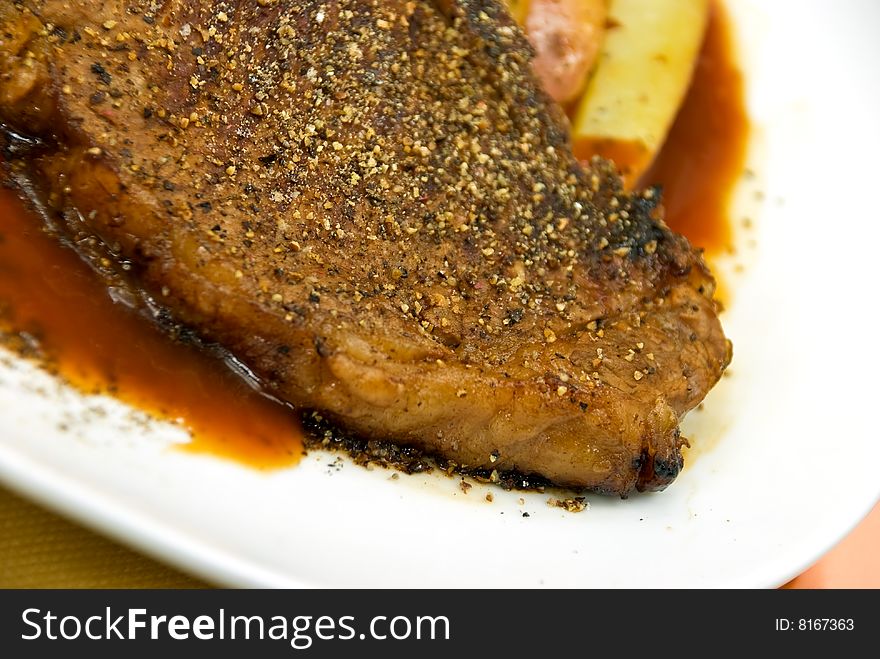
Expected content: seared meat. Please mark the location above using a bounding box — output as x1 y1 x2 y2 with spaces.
0 0 729 494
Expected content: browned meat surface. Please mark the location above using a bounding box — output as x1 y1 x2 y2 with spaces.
0 0 730 494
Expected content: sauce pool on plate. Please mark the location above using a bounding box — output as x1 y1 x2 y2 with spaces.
0 190 304 468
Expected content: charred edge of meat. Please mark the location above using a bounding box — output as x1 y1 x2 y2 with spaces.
302 410 435 475
304 410 574 495
634 428 685 493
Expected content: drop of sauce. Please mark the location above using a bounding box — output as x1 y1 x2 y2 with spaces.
0 1 746 469
0 190 304 469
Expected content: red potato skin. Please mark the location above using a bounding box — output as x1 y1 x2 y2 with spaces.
526 0 608 104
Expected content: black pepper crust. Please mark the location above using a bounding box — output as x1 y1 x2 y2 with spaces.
0 0 730 494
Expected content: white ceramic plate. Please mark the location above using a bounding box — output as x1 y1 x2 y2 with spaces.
1 0 878 588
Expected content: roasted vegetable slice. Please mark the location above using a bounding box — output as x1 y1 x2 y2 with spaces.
573 0 710 183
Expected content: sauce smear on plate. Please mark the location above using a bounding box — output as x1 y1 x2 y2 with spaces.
0 1 746 467
0 190 303 468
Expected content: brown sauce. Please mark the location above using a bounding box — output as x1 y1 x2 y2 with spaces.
0 2 746 468
573 137 654 189
576 0 749 255
0 190 303 468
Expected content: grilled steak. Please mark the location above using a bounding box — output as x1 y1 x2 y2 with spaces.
0 0 730 494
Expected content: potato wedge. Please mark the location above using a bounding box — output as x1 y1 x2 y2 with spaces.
572 0 710 184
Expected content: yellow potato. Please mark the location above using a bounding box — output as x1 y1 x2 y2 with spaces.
504 0 532 24
572 0 710 182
